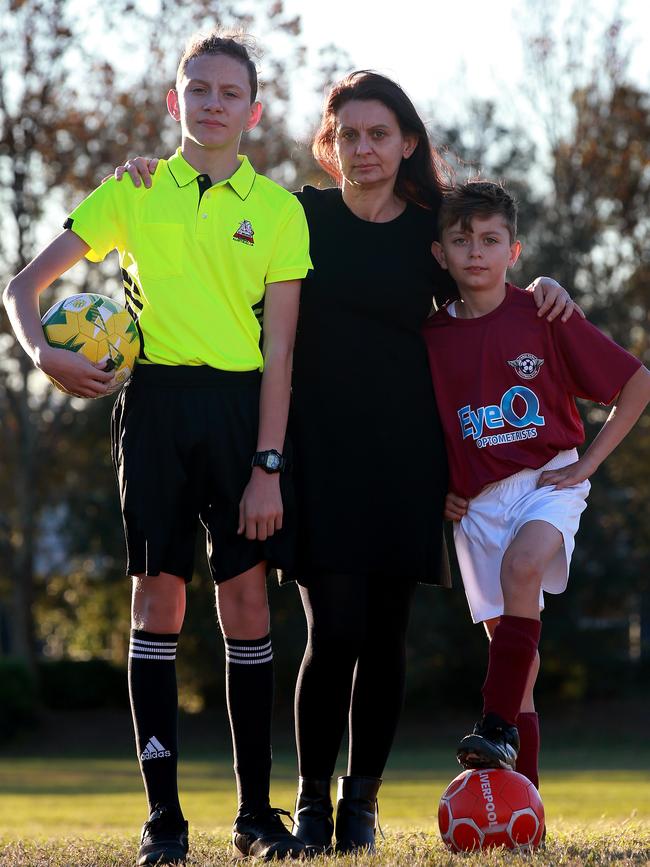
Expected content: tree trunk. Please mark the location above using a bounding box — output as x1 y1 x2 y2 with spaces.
9 354 38 673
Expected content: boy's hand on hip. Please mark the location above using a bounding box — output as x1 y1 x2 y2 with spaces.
537 459 591 490
238 470 283 541
444 492 469 521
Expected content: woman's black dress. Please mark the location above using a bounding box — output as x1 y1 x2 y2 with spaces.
283 186 451 586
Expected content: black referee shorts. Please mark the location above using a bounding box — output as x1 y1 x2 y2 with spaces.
110 364 295 584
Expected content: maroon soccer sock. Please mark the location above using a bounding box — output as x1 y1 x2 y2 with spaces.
481 615 541 726
516 711 540 788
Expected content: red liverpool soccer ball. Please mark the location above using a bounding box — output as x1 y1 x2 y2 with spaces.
438 768 545 852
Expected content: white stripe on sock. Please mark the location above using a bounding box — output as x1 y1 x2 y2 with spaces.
225 638 272 664
131 638 178 648
129 637 177 662
226 640 271 653
227 651 273 665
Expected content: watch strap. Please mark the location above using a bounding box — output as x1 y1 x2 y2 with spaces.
251 449 286 473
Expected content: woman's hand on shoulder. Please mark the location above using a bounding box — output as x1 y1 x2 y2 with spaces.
526 277 586 322
102 157 159 188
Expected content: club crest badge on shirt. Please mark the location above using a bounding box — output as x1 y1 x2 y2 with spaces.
233 220 254 246
508 353 544 380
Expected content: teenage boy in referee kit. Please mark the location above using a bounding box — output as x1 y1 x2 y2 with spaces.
3 30 311 866
423 181 650 792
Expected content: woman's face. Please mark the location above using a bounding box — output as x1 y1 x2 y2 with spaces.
334 99 416 188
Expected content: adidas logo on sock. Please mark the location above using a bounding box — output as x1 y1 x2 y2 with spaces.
140 736 172 761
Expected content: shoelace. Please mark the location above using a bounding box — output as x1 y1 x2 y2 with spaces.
142 811 169 838
270 807 294 827
375 799 386 841
247 806 296 832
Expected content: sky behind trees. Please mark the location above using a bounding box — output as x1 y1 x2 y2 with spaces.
280 0 650 134
41 1 650 141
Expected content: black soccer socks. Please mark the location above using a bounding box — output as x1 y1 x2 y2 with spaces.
129 629 183 820
225 634 274 815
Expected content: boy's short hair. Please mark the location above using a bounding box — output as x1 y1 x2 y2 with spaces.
176 28 259 102
439 180 518 242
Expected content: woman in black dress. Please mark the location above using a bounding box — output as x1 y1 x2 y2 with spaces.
112 71 573 856
286 71 573 855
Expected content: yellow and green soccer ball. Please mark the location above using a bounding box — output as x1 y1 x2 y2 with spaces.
41 293 140 395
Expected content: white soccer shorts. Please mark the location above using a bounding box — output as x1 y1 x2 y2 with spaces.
453 449 590 624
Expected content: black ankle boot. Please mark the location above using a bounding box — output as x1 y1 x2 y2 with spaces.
334 775 382 854
291 777 333 851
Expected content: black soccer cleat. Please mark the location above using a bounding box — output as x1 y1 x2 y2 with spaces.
136 805 189 866
456 712 520 771
233 806 306 861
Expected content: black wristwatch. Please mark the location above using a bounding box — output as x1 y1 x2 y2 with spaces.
251 449 286 474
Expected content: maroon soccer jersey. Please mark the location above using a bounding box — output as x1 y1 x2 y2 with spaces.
423 284 641 499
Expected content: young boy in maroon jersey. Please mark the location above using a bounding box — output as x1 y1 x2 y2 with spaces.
423 181 650 786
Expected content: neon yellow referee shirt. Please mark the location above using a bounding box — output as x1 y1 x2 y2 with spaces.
65 150 311 370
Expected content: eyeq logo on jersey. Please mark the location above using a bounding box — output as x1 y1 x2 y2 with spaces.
458 386 545 449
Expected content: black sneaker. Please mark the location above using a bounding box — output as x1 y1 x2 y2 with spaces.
456 712 520 770
136 805 189 866
233 806 306 861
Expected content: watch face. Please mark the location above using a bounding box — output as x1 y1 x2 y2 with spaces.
266 453 281 470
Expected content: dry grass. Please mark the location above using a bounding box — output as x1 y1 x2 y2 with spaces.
2 825 650 866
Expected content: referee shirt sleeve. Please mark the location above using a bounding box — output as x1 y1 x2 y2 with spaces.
64 179 125 263
265 196 312 285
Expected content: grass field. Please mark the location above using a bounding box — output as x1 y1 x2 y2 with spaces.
1 709 649 865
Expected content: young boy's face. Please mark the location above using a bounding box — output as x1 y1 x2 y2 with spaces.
167 54 262 153
432 214 521 293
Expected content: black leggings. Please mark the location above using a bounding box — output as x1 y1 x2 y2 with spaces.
295 574 416 780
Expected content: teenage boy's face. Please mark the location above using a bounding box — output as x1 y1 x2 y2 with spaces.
167 54 262 152
432 214 521 292
334 99 416 188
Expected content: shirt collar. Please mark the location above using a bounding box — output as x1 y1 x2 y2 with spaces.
167 149 256 199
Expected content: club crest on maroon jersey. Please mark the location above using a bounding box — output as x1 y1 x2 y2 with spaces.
508 353 544 380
